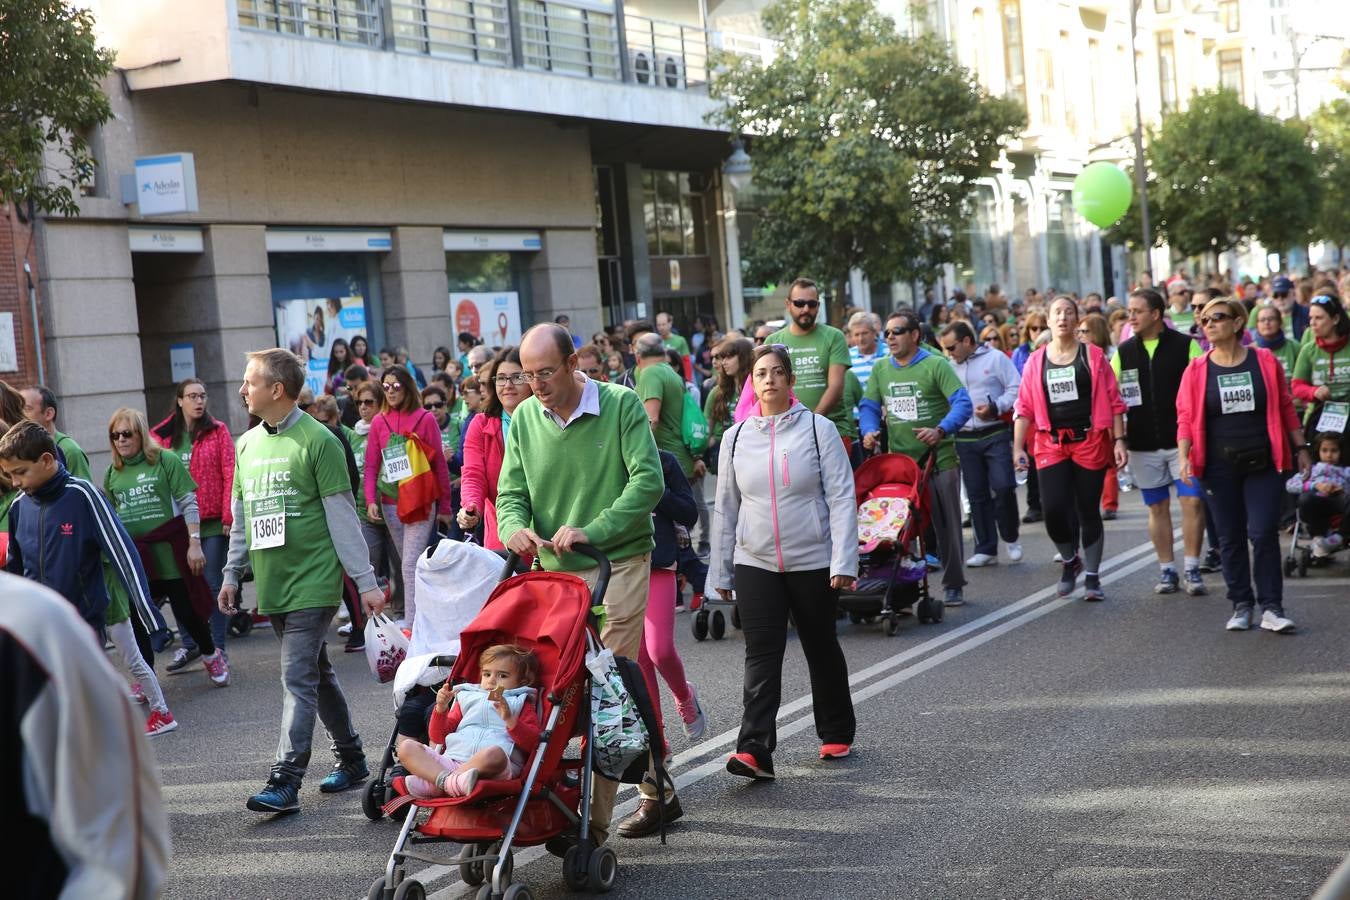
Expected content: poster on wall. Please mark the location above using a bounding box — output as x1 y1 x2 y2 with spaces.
274 296 367 396
451 292 522 348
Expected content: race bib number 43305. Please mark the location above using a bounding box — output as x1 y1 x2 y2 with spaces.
249 496 286 550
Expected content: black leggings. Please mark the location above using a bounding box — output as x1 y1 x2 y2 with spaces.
150 579 215 657
1039 460 1107 572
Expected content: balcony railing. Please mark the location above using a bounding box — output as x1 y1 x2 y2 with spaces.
237 0 729 91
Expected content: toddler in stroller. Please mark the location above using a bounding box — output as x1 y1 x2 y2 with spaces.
399 644 542 799
1284 432 1350 574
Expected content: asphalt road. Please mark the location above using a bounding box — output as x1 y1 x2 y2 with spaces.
148 489 1350 900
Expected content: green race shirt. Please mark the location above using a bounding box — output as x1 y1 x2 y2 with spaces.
233 414 353 614
344 424 370 524
863 351 964 470
1292 340 1350 426
1167 307 1195 333
664 333 691 358
55 432 91 481
104 450 197 580
766 324 851 436
637 362 696 477
839 369 862 440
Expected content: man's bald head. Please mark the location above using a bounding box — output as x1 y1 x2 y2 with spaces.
520 323 580 414
520 323 574 366
635 332 666 359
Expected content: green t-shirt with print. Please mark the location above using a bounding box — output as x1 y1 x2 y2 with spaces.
1292 340 1350 427
863 351 964 471
664 333 691 358
173 431 223 538
55 432 91 481
233 414 353 614
766 324 852 436
343 424 370 524
637 362 696 477
104 450 197 581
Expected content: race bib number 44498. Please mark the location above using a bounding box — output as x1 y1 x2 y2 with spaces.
1218 372 1255 415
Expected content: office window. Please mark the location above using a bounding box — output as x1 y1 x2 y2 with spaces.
643 171 707 257
1218 49 1244 95
1154 0 1171 12
1000 0 1027 110
1157 31 1177 114
1221 0 1240 32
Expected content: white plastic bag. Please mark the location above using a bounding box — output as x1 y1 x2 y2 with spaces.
365 615 410 684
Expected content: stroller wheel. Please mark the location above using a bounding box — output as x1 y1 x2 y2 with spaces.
228 610 253 638
562 845 589 891
691 610 709 641
1283 556 1297 577
884 614 899 637
587 846 618 893
503 884 535 900
474 885 492 900
361 778 385 821
368 875 390 900
710 610 726 640
392 879 425 900
1298 547 1311 577
459 842 486 886
731 605 741 630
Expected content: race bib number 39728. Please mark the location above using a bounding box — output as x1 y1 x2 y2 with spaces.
249 496 286 550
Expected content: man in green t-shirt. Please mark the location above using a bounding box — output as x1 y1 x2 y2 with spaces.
766 278 852 442
219 349 385 815
635 333 696 478
657 311 691 359
21 386 91 480
496 323 667 850
860 311 973 606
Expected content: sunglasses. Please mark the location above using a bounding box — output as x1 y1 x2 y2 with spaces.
382 382 403 392
357 398 378 407
1200 312 1234 326
790 299 820 310
1311 295 1336 306
583 366 605 377
423 401 445 410
883 327 915 338
109 429 136 441
712 352 735 360
1075 327 1091 334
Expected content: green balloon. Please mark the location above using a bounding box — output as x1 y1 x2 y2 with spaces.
1072 162 1133 229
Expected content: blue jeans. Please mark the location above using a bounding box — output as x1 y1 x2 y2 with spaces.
955 430 1020 556
269 605 364 785
1200 459 1286 614
180 532 229 653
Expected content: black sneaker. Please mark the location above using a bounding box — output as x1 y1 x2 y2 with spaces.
319 758 370 793
1083 574 1104 601
1057 556 1083 597
1199 549 1222 573
1022 507 1043 524
247 779 300 814
166 646 202 673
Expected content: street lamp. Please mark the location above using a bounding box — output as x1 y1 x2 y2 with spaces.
1129 0 1153 278
723 139 752 193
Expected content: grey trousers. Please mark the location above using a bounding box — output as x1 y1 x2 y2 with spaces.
929 466 967 590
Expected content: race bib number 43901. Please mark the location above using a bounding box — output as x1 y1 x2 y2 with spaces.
1047 366 1079 404
1119 369 1142 408
1218 372 1255 415
249 496 286 550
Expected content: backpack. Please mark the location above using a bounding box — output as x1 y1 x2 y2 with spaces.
681 393 711 456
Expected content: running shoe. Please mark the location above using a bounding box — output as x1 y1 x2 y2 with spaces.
1312 537 1335 558
247 779 300 813
1225 607 1253 631
1259 610 1296 634
1057 556 1083 597
943 587 965 607
965 553 997 568
1006 542 1024 562
1022 507 1043 524
925 553 941 571
202 650 230 687
336 605 350 622
129 682 148 705
726 752 774 780
1200 548 1222 573
1154 569 1180 595
1183 568 1207 596
819 743 851 760
319 757 370 793
337 623 353 637
675 682 707 740
166 646 201 674
1083 574 1104 602
1101 508 1118 521
145 709 178 736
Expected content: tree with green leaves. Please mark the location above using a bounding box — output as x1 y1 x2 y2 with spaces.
1 0 115 216
708 0 1023 298
1110 90 1318 267
1308 98 1350 250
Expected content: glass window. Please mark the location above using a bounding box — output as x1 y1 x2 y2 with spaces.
1045 191 1082 292
1154 0 1171 13
1000 0 1027 110
1218 49 1244 95
642 170 708 257
1221 0 1240 32
445 252 513 292
1157 31 1176 114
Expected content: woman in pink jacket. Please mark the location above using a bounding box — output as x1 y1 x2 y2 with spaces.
1177 297 1310 634
1012 296 1128 601
456 347 533 549
363 365 453 628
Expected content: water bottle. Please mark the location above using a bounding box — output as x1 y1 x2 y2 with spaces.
1117 466 1134 492
1015 458 1029 486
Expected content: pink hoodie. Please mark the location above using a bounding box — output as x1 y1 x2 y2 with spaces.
362 407 453 516
1176 347 1300 478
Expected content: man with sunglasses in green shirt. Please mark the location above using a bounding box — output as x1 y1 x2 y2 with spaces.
765 278 852 445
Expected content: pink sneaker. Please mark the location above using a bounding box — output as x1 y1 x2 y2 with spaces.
443 768 479 797
129 683 148 705
675 682 707 740
202 650 230 687
145 709 178 736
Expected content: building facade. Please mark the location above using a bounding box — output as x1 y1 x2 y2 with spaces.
27 0 749 469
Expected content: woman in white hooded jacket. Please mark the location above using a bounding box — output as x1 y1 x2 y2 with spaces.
711 344 859 781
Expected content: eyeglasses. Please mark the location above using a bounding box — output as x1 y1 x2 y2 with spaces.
182 392 207 402
790 299 820 310
1075 327 1091 335
583 366 605 377
382 382 403 392
712 352 735 360
109 430 135 441
1200 312 1234 326
423 401 445 410
357 398 378 407
883 327 915 338
494 372 530 386
515 367 560 384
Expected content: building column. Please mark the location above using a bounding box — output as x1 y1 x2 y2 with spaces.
381 227 451 368
204 225 273 434
35 219 143 473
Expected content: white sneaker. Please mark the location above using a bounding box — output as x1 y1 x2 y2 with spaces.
1052 552 1064 564
1312 537 1332 558
337 623 353 637
1259 610 1295 634
1007 542 1023 562
965 553 998 567
1225 608 1252 631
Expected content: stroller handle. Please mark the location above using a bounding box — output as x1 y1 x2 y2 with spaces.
500 543 611 607
428 654 457 669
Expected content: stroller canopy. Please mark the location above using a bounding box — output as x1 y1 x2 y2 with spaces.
853 452 923 506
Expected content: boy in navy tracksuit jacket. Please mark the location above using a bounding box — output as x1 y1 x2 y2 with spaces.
0 422 178 734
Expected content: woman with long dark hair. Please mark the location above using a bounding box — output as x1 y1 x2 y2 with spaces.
326 338 352 394
363 365 453 628
703 336 752 461
457 347 534 550
1292 293 1350 455
432 346 453 374
350 334 373 367
151 378 236 667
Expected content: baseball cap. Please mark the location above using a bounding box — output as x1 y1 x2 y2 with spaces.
1272 276 1294 294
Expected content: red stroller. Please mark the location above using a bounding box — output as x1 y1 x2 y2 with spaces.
838 452 942 635
370 546 644 900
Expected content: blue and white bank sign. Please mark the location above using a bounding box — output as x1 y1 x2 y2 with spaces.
134 153 199 216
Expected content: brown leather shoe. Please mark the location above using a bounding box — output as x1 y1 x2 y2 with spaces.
616 796 683 838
